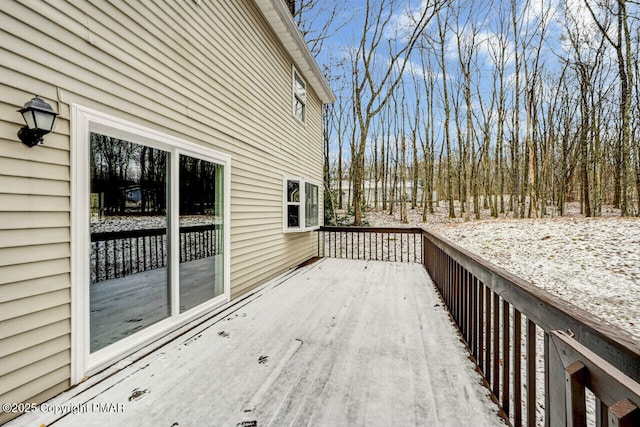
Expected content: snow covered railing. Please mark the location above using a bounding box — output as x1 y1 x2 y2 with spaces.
423 230 640 427
316 226 424 263
90 224 222 283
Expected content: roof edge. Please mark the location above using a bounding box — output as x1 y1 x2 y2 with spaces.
254 0 336 104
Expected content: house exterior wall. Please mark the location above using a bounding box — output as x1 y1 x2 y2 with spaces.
0 1 328 422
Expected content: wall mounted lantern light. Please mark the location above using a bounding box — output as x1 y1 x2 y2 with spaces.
17 95 59 147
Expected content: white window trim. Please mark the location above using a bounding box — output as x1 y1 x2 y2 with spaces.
71 104 231 383
292 66 306 123
283 176 320 233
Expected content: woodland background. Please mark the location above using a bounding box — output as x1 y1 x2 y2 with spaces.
289 0 640 225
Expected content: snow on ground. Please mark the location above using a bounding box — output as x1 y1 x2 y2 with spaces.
430 217 640 340
90 215 221 233
366 202 640 342
366 201 638 426
9 259 506 427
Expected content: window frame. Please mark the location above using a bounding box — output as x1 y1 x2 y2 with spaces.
283 176 320 232
285 178 302 230
71 104 231 383
292 67 306 123
305 181 319 228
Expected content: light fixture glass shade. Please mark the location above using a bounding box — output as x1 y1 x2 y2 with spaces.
34 109 56 131
21 109 36 129
19 96 58 132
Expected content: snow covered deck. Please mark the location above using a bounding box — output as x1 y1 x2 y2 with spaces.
13 258 504 427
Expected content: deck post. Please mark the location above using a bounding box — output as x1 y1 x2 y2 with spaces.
596 397 610 427
547 331 567 427
565 361 587 427
608 399 639 427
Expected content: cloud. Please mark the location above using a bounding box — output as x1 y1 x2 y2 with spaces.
478 30 516 68
520 0 560 27
558 0 617 64
392 56 442 80
564 0 592 30
385 0 439 42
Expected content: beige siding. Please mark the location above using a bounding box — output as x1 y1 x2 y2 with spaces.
0 320 69 360
0 292 69 324
0 0 327 420
0 366 70 425
0 228 70 249
0 335 70 378
0 274 70 304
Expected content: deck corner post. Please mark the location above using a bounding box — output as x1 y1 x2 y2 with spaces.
565 361 587 427
547 332 568 427
608 399 639 427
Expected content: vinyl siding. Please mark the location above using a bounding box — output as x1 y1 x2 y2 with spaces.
0 336 70 378
0 0 326 422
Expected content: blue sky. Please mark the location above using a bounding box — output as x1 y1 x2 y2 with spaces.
305 0 629 167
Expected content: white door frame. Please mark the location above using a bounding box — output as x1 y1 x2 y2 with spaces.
70 104 231 383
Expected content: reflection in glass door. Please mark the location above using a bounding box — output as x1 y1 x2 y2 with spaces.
179 155 225 313
87 133 226 353
89 133 170 352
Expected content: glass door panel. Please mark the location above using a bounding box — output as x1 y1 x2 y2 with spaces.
179 155 224 312
89 133 170 352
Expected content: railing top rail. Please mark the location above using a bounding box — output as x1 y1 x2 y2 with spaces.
552 330 640 408
318 225 423 234
422 228 640 381
91 227 166 241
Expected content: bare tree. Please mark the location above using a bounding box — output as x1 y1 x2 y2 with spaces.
430 7 456 218
486 3 512 216
350 0 444 225
292 0 348 57
564 4 608 216
453 2 482 221
585 0 635 215
508 0 522 217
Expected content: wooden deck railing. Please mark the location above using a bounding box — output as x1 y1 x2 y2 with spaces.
318 225 640 425
423 230 640 427
91 224 222 283
317 226 423 263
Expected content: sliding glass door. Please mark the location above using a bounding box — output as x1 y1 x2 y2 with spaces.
178 155 225 312
88 133 226 353
89 134 171 352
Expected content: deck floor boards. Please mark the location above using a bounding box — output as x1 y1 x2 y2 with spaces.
11 258 505 427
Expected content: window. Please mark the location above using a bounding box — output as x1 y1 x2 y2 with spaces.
305 182 318 227
286 179 300 228
292 69 306 122
72 105 230 381
284 177 319 232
